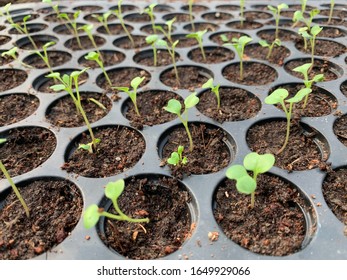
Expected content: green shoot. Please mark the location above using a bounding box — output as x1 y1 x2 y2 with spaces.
188 0 195 31
59 10 82 49
156 39 180 85
30 41 56 75
164 92 199 152
46 69 100 153
328 0 335 24
42 0 62 17
154 17 175 45
167 145 188 167
1 47 33 68
83 179 150 229
186 29 207 62
267 3 289 40
293 62 324 108
113 0 134 48
292 8 320 30
0 139 30 218
145 34 159 66
79 24 101 56
300 0 307 13
142 3 157 34
265 88 312 154
202 78 221 111
259 38 281 59
85 51 112 86
113 76 145 116
298 27 309 51
298 25 323 66
92 11 113 35
222 35 252 81
226 152 275 209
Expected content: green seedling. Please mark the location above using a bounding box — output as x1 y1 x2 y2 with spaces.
186 29 208 62
113 0 134 47
145 34 159 66
167 145 188 167
79 24 102 56
328 0 335 24
156 39 179 84
298 25 323 66
142 3 157 34
85 51 112 86
46 69 100 153
92 11 112 35
1 47 32 68
30 41 56 75
202 78 221 111
240 0 245 28
300 0 307 13
42 0 61 17
293 62 324 108
268 3 289 40
154 17 175 45
222 35 252 81
226 152 275 209
59 10 82 49
298 27 309 51
259 38 281 60
0 139 30 218
188 0 195 31
265 88 312 154
113 76 145 116
164 92 199 152
84 179 150 229
292 8 320 30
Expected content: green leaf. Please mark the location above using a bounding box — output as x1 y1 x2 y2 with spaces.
265 88 289 105
156 39 168 47
184 92 199 109
313 74 324 83
236 176 257 194
181 157 188 165
164 99 182 115
146 34 159 44
259 40 269 47
83 204 101 229
85 51 99 61
293 63 312 77
131 76 145 89
267 5 277 13
286 88 312 104
278 3 289 10
46 72 60 79
292 10 304 22
311 25 323 36
238 36 252 46
42 41 56 50
167 152 179 165
50 84 66 91
220 34 229 43
202 78 214 89
226 165 249 180
243 152 275 174
177 145 184 155
113 86 129 93
105 179 125 201
0 138 6 144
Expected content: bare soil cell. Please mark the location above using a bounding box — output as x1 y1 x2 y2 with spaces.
15 35 58 50
0 179 83 260
319 27 346 38
170 34 198 48
113 35 147 50
295 39 346 57
64 35 105 51
97 23 134 35
0 69 27 92
243 11 272 20
163 13 190 23
78 50 125 68
210 31 247 45
257 29 300 42
0 53 14 66
183 22 219 32
202 12 233 21
24 51 72 68
226 21 263 30
188 46 234 64
124 13 152 23
133 50 178 67
244 44 290 66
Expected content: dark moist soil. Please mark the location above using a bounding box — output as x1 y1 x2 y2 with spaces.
53 23 85 35
295 39 346 57
0 53 14 66
285 59 339 81
134 50 179 67
160 66 211 90
319 27 346 38
244 44 290 66
226 21 263 30
62 126 145 178
184 22 219 32
247 120 327 171
124 90 183 129
188 47 234 64
161 123 231 178
24 51 71 69
44 13 74 23
319 9 347 18
202 12 233 21
322 168 347 225
9 23 47 34
141 24 175 35
341 81 347 97
0 94 39 126
0 179 83 260
74 5 102 13
78 50 125 68
196 87 261 123
333 115 347 147
243 11 272 20
64 35 105 51
214 174 310 256
84 13 117 23
16 36 58 50
210 31 247 45
0 127 56 178
222 62 277 86
113 35 147 50
100 176 192 260
281 10 309 18
124 13 151 23
163 13 190 22
267 19 305 28
97 24 134 35
0 69 27 92
182 4 208 12
257 29 300 42
170 34 198 48
313 18 347 28
216 4 240 11
270 84 337 117
0 36 11 46
45 92 111 127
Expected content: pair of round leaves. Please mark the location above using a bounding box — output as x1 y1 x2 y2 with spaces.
226 152 275 194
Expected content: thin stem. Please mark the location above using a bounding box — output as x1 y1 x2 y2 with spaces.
152 45 157 66
239 59 244 81
199 43 206 62
180 117 193 152
189 2 195 31
102 211 149 223
277 103 292 154
250 192 255 209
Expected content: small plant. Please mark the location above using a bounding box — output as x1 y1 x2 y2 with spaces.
154 17 176 45
84 51 112 86
240 0 245 28
292 8 320 31
92 11 113 35
188 0 195 31
265 88 312 154
293 62 324 108
0 139 30 218
328 0 335 24
267 3 289 40
1 47 32 68
79 24 101 55
164 92 199 152
59 10 82 49
113 0 134 47
30 41 56 75
298 25 323 66
222 35 252 81
46 69 100 153
167 145 188 167
145 34 159 66
84 179 150 229
142 3 157 34
201 78 221 111
186 29 208 62
113 76 145 116
226 152 275 209
259 38 281 60
156 39 179 85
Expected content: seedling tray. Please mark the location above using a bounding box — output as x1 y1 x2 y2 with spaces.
0 0 346 260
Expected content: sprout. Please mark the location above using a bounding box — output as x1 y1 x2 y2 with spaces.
265 88 312 154
222 35 252 81
59 10 82 49
186 29 208 62
259 38 281 60
154 17 175 45
226 152 275 209
268 3 289 40
292 8 320 30
92 11 113 35
84 179 150 229
188 0 195 31
156 39 179 85
113 76 145 116
79 24 102 56
298 25 323 67
1 47 33 68
85 51 112 86
164 92 199 152
30 41 56 75
142 3 157 34
167 145 188 167
113 0 134 47
145 34 159 66
201 78 221 111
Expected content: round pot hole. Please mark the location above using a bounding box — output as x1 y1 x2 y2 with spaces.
133 49 179 67
244 43 290 66
295 39 346 58
183 22 219 32
15 35 58 50
201 12 233 22
113 35 147 49
226 20 263 30
23 50 72 69
97 23 134 35
78 50 125 68
257 28 300 42
0 69 27 91
9 23 48 34
188 46 235 64
333 114 347 148
64 35 105 51
209 31 248 45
